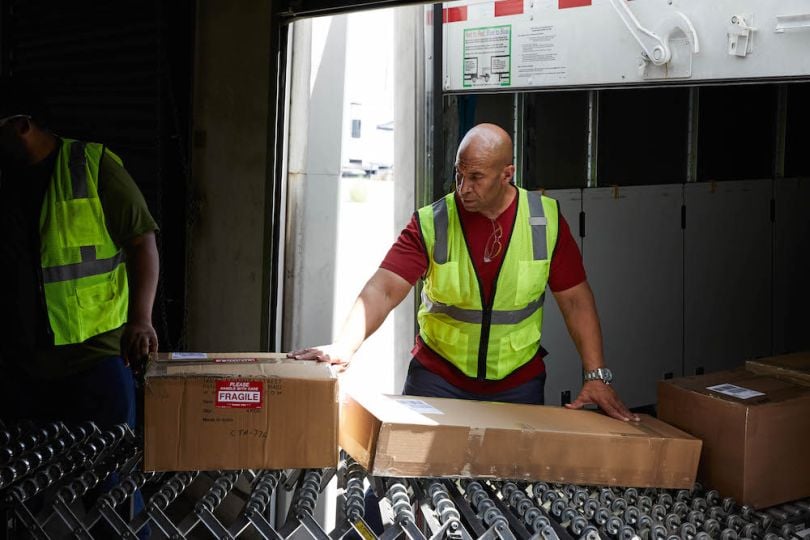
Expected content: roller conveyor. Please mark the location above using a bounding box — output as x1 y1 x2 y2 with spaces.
1 421 808 540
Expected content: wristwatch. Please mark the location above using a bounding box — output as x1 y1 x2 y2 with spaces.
584 367 613 385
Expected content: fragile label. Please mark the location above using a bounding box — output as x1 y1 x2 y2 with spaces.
395 399 444 415
216 380 263 409
706 383 765 400
214 357 256 363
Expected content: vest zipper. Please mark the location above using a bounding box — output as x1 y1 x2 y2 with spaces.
477 299 493 380
36 261 53 340
31 225 54 341
458 193 519 381
478 245 511 380
456 207 490 380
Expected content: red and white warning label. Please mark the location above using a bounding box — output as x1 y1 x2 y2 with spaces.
215 380 263 409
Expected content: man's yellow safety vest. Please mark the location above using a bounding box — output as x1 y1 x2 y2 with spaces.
39 139 129 345
416 188 558 380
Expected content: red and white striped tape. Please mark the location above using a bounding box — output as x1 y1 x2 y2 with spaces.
435 0 592 24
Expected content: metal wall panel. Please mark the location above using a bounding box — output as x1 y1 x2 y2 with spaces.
697 85 777 182
773 178 810 354
7 1 161 192
3 0 193 349
583 185 684 408
523 91 589 191
541 188 583 406
684 180 772 375
598 88 689 186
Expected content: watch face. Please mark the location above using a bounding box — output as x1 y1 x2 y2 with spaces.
601 368 613 383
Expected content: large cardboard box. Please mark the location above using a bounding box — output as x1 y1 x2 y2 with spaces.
746 351 810 386
340 391 701 488
658 369 810 508
145 353 338 471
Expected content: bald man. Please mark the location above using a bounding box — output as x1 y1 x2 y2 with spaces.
291 123 635 422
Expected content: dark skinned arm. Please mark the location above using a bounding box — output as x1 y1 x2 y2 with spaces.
120 231 159 368
288 268 413 368
552 280 638 421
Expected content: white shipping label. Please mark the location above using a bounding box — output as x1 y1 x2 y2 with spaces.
395 399 444 415
170 352 208 360
706 383 765 400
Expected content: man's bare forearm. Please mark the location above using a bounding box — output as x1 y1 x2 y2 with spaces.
334 268 412 355
124 231 159 324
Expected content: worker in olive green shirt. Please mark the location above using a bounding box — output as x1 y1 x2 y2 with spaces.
0 78 159 431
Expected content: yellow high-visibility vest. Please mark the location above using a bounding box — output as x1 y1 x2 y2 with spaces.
39 139 128 345
417 188 558 380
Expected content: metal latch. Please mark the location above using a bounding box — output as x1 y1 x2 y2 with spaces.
608 0 699 79
728 15 756 57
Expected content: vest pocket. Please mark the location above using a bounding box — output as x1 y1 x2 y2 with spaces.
75 278 120 341
424 316 471 374
428 316 462 346
56 199 105 248
502 323 541 353
429 261 464 305
76 279 117 308
516 260 550 302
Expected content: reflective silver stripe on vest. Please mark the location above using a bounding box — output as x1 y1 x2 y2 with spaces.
42 252 125 284
421 289 545 325
80 245 96 262
69 141 88 199
528 192 548 261
432 198 449 264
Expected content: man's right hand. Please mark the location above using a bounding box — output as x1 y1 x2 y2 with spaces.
121 319 159 375
287 343 353 369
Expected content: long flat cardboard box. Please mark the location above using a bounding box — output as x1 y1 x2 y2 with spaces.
340 391 701 488
658 369 810 508
746 351 810 386
145 352 338 471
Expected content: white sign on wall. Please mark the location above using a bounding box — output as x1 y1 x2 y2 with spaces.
442 0 810 91
463 25 512 88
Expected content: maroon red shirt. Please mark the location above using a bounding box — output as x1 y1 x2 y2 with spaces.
380 190 586 393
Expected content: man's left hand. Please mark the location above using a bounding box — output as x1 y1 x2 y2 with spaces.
566 381 639 422
121 319 158 372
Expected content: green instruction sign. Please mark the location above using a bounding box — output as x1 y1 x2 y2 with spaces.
463 25 512 88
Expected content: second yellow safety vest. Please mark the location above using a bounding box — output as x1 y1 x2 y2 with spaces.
39 139 129 345
416 187 559 380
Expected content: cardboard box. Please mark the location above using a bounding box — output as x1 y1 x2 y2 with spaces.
340 391 701 488
746 351 810 386
658 369 810 508
144 353 338 471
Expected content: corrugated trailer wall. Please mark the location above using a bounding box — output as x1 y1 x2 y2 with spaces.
1 0 193 351
452 83 810 408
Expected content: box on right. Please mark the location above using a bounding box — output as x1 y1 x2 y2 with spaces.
745 351 810 386
342 391 701 488
658 369 810 509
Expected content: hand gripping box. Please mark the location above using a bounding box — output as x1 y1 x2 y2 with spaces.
340 391 701 488
658 369 810 508
144 353 338 471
